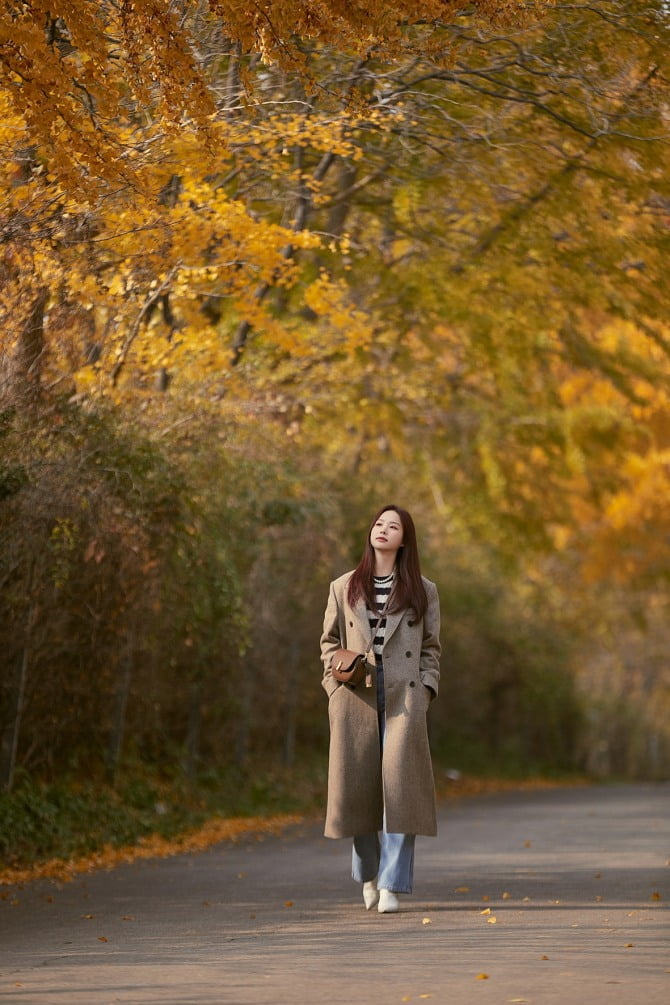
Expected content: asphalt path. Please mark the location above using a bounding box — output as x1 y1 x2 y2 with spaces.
1 783 668 1004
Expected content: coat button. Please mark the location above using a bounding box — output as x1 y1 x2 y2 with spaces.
408 620 415 627
349 620 353 627
405 651 412 658
409 680 415 687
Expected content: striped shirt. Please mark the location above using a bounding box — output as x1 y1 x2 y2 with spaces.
368 573 394 657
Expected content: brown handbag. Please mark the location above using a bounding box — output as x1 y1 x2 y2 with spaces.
329 594 389 691
329 605 388 689
330 649 373 688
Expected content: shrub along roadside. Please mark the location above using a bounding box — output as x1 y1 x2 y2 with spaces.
0 756 329 874
0 756 587 885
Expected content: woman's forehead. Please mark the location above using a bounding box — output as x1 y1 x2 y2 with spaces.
378 510 401 523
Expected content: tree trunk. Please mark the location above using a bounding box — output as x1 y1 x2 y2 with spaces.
0 645 29 792
0 559 36 792
3 287 48 406
184 676 204 783
282 640 301 767
107 641 133 785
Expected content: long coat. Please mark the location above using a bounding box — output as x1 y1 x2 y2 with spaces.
320 571 441 838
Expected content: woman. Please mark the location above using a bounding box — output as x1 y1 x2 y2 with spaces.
320 504 441 913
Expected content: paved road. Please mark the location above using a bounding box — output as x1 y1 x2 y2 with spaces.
1 783 668 1004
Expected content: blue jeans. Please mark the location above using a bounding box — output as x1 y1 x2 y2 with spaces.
351 656 416 894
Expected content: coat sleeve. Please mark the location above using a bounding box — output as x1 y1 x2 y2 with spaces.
420 580 441 698
320 579 343 698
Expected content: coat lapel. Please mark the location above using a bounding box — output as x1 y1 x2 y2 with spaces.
352 593 404 649
382 609 404 646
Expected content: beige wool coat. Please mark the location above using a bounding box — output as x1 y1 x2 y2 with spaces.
320 571 441 839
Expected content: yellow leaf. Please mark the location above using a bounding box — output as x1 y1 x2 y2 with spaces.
480 907 491 915
475 974 489 980
454 885 470 893
422 917 432 925
487 916 498 924
502 891 512 900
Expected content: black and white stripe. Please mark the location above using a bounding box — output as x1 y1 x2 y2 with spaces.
368 572 394 656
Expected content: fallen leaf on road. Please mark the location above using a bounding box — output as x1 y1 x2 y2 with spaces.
651 892 661 901
487 916 497 924
624 943 635 948
541 955 549 960
508 999 529 1002
122 915 134 921
419 996 433 999
475 973 489 980
524 841 532 848
82 914 94 920
502 891 512 900
422 917 432 925
455 886 470 893
97 936 108 942
284 900 294 907
480 908 491 915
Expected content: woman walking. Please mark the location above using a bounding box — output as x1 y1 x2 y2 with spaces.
320 504 441 913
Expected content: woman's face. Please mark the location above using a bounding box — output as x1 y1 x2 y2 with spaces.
370 510 404 554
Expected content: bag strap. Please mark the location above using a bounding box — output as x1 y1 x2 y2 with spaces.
363 595 392 663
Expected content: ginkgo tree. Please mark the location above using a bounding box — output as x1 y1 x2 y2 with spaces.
0 0 539 399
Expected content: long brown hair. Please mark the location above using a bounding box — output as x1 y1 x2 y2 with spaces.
347 504 428 620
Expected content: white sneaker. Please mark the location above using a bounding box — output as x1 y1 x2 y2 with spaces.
378 889 399 913
363 879 379 910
